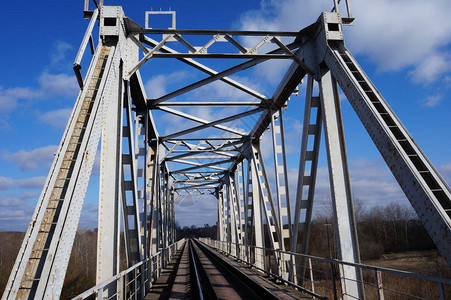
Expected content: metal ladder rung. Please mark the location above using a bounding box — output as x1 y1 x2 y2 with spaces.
32 248 49 252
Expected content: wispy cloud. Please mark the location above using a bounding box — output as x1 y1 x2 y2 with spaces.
38 72 79 97
175 194 218 227
49 41 73 69
2 145 57 171
237 0 451 84
145 70 190 99
0 194 35 230
38 108 72 128
0 176 46 191
438 163 451 183
0 72 78 116
0 86 40 114
0 40 77 119
419 94 443 107
348 0 451 81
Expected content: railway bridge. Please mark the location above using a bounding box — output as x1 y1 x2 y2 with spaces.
2 1 451 299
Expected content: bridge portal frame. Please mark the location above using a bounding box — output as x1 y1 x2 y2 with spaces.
2 3 451 300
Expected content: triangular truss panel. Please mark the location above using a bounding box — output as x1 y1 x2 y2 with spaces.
2 3 450 300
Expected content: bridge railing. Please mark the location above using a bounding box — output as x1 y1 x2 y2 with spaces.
199 238 450 300
72 238 186 300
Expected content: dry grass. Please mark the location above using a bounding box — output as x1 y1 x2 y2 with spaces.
0 231 97 299
1 232 450 299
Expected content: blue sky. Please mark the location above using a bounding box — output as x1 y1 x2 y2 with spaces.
0 0 450 230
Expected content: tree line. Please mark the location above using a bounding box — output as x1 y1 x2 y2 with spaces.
0 202 440 298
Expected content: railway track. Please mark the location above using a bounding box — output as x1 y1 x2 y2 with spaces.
188 238 281 300
145 238 312 299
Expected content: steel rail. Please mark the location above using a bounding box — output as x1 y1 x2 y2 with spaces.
189 240 207 300
192 239 282 300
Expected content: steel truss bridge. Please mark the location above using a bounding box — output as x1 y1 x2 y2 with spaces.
2 1 451 299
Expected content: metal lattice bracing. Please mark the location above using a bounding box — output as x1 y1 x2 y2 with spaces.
3 3 451 300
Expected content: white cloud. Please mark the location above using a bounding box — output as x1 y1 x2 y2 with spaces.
0 176 46 190
0 196 23 206
0 72 78 116
438 163 451 184
3 145 57 171
175 194 217 226
17 177 46 189
38 72 79 97
409 54 451 84
39 108 72 128
348 0 451 76
49 41 73 68
420 94 443 107
0 86 39 114
18 191 39 200
0 177 14 191
237 0 451 84
145 71 189 99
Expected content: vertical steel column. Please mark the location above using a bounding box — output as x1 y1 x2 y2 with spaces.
166 177 173 248
243 161 253 247
236 163 246 260
215 189 223 241
120 81 145 267
96 60 123 289
134 111 148 261
247 153 265 269
227 172 242 256
290 75 322 283
227 176 237 256
319 68 363 299
270 109 292 251
250 144 281 273
159 168 165 253
168 190 175 246
220 187 228 242
225 182 232 253
150 142 161 255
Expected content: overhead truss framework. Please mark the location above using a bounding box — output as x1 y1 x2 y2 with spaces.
3 3 451 300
